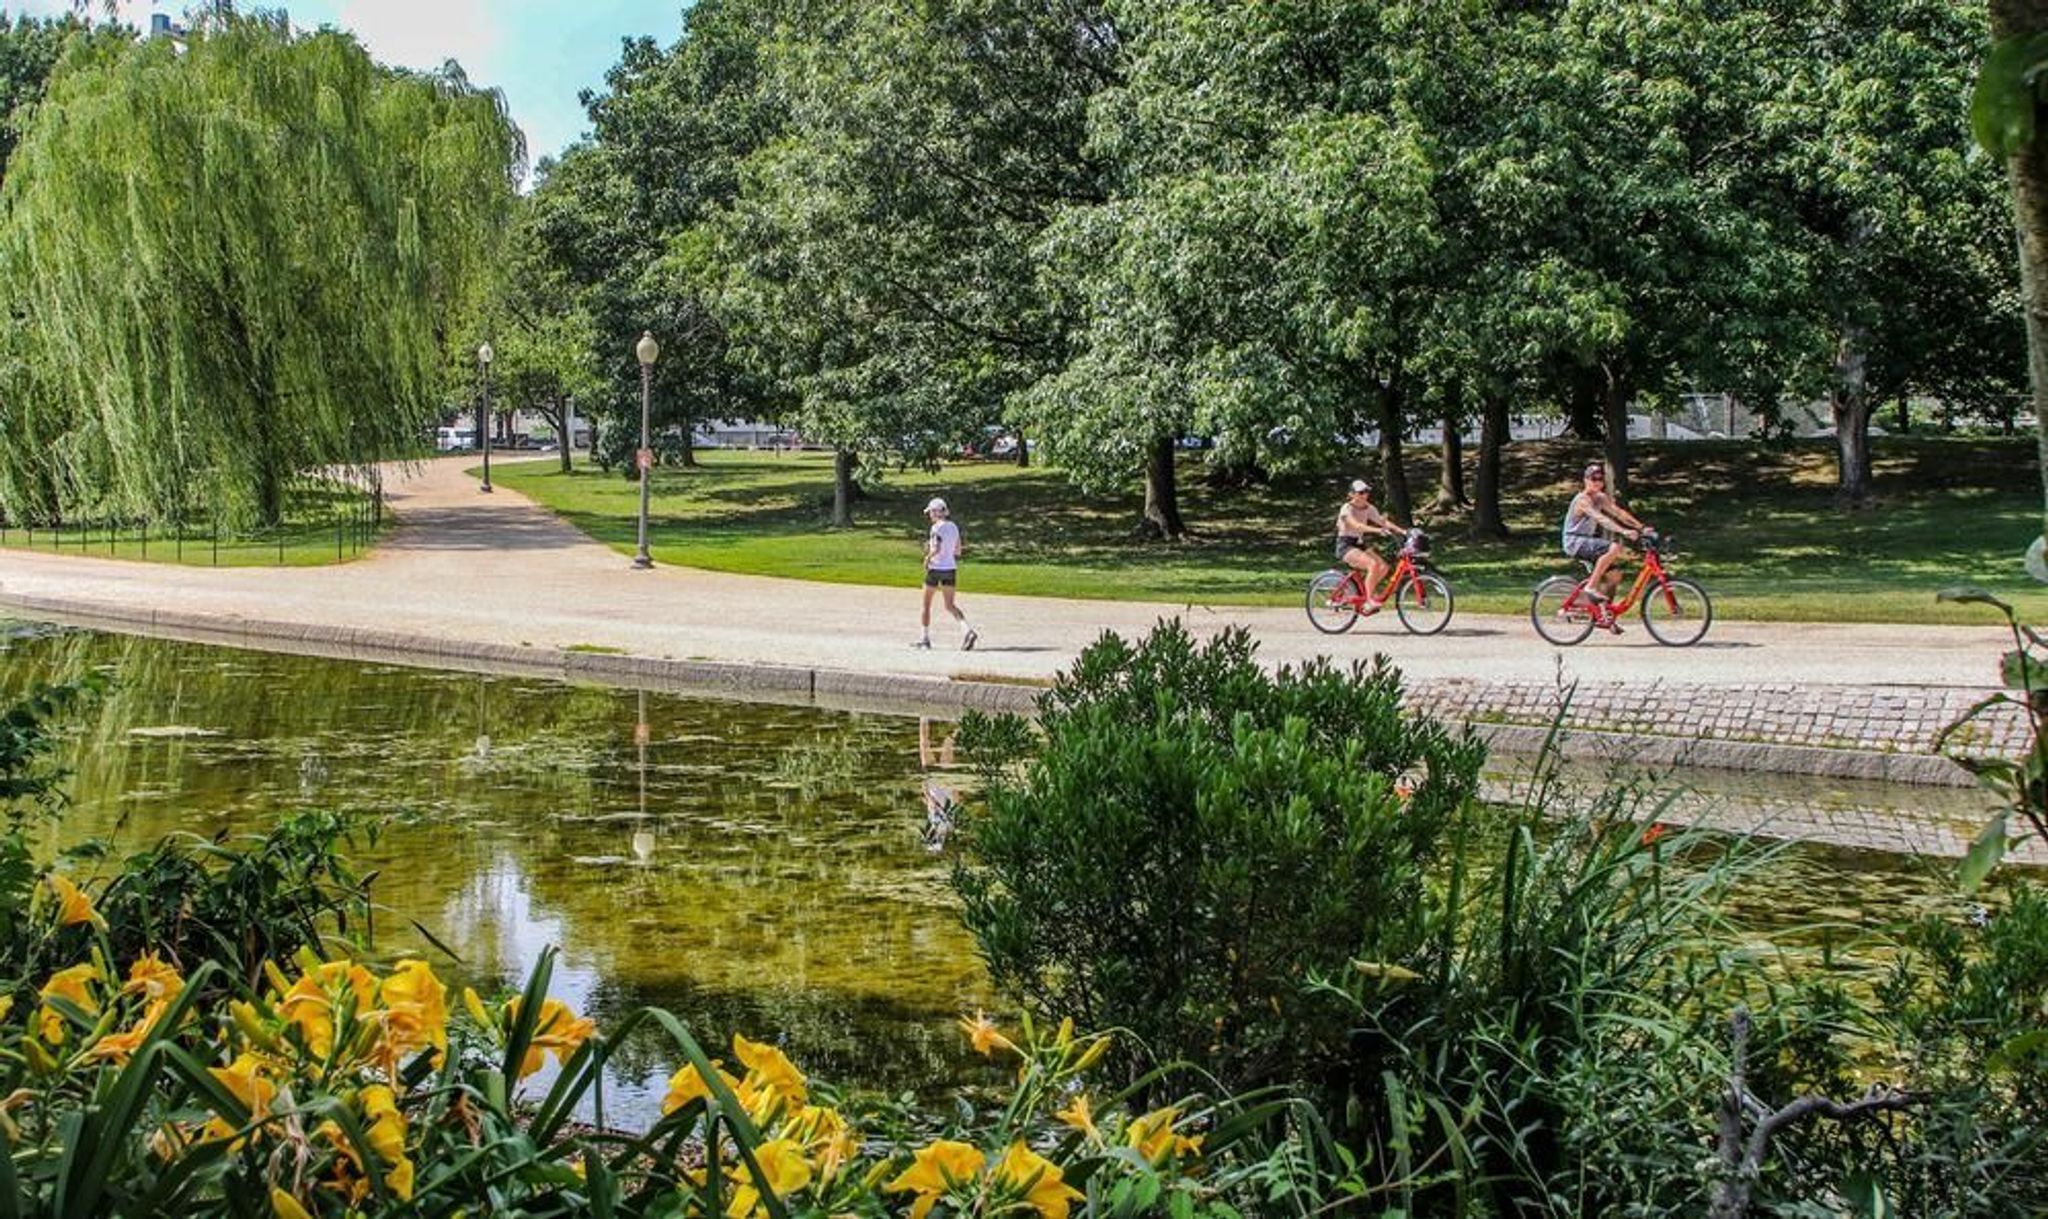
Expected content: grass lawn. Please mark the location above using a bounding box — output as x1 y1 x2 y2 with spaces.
489 437 2047 625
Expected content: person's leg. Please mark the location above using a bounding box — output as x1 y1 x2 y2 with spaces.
1587 542 1622 600
918 582 936 645
942 582 976 648
1363 551 1390 605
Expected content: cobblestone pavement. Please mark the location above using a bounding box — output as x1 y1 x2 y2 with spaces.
0 457 2014 699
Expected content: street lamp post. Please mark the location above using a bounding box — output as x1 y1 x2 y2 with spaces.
634 331 659 569
477 342 495 494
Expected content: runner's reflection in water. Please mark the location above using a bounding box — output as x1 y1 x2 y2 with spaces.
631 689 655 864
918 717 956 853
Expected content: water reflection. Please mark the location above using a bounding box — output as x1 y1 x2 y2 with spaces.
0 622 992 1124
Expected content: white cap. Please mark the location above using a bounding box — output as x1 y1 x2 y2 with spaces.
1349 479 1372 495
925 498 948 515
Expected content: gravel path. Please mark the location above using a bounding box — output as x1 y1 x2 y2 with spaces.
0 456 2004 691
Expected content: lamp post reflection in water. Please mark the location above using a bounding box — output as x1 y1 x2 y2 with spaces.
631 689 654 864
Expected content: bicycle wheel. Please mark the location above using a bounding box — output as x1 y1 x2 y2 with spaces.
1531 576 1596 646
1641 577 1712 647
1306 569 1363 634
1395 572 1455 636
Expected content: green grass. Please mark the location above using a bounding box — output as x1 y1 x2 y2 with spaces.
489 438 2048 625
0 486 385 568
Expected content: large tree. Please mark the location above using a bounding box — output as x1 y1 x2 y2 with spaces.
0 14 520 527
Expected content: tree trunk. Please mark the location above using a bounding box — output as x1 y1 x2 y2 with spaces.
1997 0 2048 545
1377 382 1414 524
679 415 697 468
1831 323 1874 505
1434 386 1467 512
553 397 572 473
831 448 856 527
1015 429 1030 468
1564 368 1603 439
1602 369 1632 500
1894 397 1910 435
1475 392 1511 539
1140 435 1187 539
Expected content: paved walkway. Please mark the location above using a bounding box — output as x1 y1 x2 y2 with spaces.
0 457 2004 691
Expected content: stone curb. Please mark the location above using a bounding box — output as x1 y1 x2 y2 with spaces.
0 590 1979 787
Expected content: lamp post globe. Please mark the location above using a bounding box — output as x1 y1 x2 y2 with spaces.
633 331 658 569
476 342 495 494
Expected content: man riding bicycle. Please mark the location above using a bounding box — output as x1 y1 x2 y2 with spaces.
1335 478 1405 613
1561 462 1646 632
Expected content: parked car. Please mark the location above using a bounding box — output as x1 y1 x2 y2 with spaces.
435 426 476 452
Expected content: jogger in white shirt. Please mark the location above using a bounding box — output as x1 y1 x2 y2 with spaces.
915 497 977 651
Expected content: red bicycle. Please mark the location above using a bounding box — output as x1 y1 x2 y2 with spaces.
1306 529 1455 636
1529 529 1712 646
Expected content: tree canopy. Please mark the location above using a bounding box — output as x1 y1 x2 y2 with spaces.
0 13 521 527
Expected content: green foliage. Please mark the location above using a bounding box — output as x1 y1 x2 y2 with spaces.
952 621 1484 1091
0 13 521 528
1935 587 2048 888
0 11 90 183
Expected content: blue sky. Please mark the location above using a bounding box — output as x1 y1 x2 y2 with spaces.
9 1 687 164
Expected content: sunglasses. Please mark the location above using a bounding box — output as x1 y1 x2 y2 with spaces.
1585 472 1606 481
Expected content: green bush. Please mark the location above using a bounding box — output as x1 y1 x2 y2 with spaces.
952 621 1483 1093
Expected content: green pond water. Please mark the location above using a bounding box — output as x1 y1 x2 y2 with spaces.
0 620 2003 1125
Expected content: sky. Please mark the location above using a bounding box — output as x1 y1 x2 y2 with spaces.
8 0 688 164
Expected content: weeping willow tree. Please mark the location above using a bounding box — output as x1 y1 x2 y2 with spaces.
0 13 521 527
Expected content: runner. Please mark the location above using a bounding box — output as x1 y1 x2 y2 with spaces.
915 497 978 651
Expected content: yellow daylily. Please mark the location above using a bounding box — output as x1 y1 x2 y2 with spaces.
958 1011 1018 1058
1053 1092 1099 1142
122 953 184 1007
37 963 99 1044
79 1021 151 1066
785 1104 858 1180
1126 1106 1203 1164
993 1141 1083 1219
374 959 449 1072
662 1060 741 1114
44 873 107 931
269 1187 314 1219
277 960 377 1059
724 1137 813 1218
204 1054 277 1146
507 996 596 1078
887 1139 986 1219
732 1033 807 1108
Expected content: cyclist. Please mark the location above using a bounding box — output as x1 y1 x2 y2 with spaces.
1561 461 1645 632
1334 479 1405 613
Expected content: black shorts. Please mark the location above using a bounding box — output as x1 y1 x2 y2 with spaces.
924 568 958 588
1334 537 1378 562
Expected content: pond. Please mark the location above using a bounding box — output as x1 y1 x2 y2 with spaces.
0 620 2003 1126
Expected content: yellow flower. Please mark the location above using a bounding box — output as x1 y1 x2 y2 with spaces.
269 1187 314 1219
462 985 496 1031
44 873 106 931
662 1060 740 1114
507 996 596 1078
732 1033 807 1108
37 963 99 1044
725 1137 813 1218
1053 1092 1099 1142
784 1104 858 1180
277 960 377 1059
80 1021 150 1066
887 1139 986 1219
360 1085 407 1164
121 952 184 1006
374 959 448 1072
958 1011 1018 1058
992 1141 1083 1219
204 1054 277 1146
1126 1106 1203 1164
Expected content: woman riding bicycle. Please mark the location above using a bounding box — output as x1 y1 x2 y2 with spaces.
1562 462 1646 631
1335 478 1405 613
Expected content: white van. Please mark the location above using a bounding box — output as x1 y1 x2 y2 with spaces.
435 426 476 452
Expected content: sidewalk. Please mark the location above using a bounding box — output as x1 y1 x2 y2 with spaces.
0 456 2002 693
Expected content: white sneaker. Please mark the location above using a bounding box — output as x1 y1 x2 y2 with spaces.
961 629 978 652
911 638 932 650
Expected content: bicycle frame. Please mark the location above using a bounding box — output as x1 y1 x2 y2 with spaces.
1561 545 1679 616
1331 552 1425 607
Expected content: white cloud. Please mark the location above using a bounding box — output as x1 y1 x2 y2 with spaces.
325 0 501 75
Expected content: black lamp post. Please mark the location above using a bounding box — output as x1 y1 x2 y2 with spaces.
477 342 495 493
634 331 659 569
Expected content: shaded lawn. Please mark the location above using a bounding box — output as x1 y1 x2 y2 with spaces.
489 438 2047 625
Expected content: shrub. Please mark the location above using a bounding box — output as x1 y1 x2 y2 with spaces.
951 621 1484 1093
